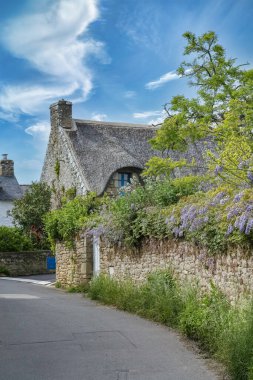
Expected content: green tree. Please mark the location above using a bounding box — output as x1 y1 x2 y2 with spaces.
145 31 253 185
11 182 51 248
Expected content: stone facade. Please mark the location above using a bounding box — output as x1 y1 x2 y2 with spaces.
55 234 93 287
55 233 253 301
99 239 253 302
0 155 14 177
0 251 53 276
41 102 88 207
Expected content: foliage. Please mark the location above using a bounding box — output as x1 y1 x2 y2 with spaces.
100 176 200 246
165 186 253 252
44 192 105 248
0 266 10 276
67 283 89 293
11 182 51 248
218 302 253 380
0 226 33 252
88 270 253 380
179 283 231 353
146 31 253 185
100 177 253 251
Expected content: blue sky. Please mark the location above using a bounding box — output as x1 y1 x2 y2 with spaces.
0 0 252 184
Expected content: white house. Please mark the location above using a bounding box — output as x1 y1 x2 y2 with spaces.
0 154 26 226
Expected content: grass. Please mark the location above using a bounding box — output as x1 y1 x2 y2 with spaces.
86 271 253 380
67 283 90 293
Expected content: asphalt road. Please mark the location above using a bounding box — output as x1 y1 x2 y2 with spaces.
0 277 219 380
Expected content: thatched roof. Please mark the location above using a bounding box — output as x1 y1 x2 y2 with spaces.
66 119 158 195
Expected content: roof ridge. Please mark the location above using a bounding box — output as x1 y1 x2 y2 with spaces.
73 118 158 130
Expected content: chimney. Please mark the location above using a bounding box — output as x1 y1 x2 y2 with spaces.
0 154 14 177
50 99 72 130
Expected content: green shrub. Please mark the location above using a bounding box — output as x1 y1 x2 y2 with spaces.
102 176 200 246
67 283 90 293
219 302 253 380
137 271 184 326
0 266 10 276
0 226 33 252
179 283 230 353
44 192 105 248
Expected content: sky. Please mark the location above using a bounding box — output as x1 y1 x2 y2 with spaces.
0 0 252 184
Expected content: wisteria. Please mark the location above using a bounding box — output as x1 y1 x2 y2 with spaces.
214 165 223 175
247 171 253 183
163 187 253 244
209 191 227 206
245 218 253 235
226 224 234 235
220 196 230 205
238 160 250 170
227 206 242 220
233 192 244 202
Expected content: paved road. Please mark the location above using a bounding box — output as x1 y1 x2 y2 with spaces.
0 277 219 380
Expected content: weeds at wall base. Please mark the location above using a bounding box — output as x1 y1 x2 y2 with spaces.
87 271 253 380
0 266 10 276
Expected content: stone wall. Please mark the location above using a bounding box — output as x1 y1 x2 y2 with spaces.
56 234 93 287
41 101 88 207
99 238 253 302
54 232 253 301
0 251 53 276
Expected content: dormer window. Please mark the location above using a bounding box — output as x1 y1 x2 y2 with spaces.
106 168 142 196
117 172 132 188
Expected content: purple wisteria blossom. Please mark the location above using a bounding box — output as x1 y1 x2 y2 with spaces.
246 204 253 212
198 206 208 215
165 214 176 225
188 217 207 232
247 171 253 183
233 192 244 202
227 206 242 220
87 225 105 238
220 196 230 205
214 165 223 175
238 160 249 170
226 224 234 235
172 227 184 238
235 213 248 233
209 191 227 206
245 218 253 235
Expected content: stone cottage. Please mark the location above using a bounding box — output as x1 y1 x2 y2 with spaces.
0 154 28 226
41 100 213 204
41 99 159 199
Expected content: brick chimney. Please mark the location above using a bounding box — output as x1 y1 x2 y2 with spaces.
50 99 72 130
0 154 14 177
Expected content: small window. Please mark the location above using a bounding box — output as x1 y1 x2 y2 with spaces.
117 172 132 188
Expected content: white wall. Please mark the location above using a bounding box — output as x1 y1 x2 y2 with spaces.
0 201 14 226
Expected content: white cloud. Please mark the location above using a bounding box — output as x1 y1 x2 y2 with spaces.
133 110 162 119
133 109 167 125
0 0 104 115
145 71 180 90
0 110 18 122
0 83 78 114
148 110 167 125
25 121 50 142
91 113 108 121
